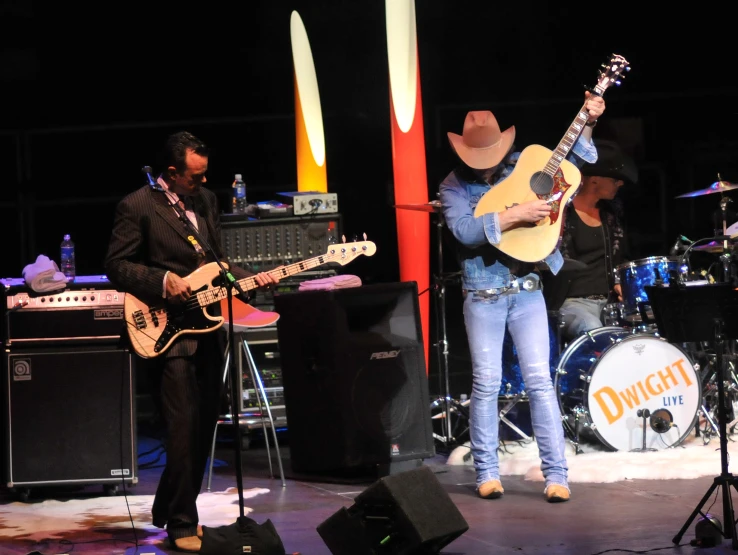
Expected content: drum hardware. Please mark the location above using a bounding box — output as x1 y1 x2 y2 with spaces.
631 409 658 452
676 174 738 284
697 358 738 444
499 393 532 442
644 282 738 547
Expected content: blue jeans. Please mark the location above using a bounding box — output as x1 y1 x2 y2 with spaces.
558 297 608 342
464 289 568 490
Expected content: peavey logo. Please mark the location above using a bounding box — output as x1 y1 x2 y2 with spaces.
370 350 401 360
94 309 124 320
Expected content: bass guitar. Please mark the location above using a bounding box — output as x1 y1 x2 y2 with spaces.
473 53 631 262
125 237 376 358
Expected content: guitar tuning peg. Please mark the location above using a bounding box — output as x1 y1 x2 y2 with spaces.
341 234 346 243
362 232 367 241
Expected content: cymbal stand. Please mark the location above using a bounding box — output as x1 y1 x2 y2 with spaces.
718 194 733 283
430 207 467 449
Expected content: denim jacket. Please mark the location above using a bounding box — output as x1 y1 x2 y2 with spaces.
439 137 598 290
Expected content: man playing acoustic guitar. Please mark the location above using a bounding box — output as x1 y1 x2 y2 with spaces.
439 90 605 503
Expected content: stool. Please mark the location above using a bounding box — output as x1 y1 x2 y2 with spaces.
206 297 286 490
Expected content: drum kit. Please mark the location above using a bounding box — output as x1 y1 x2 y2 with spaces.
395 177 738 456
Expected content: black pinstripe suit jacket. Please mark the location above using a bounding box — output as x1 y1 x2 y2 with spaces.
104 185 252 357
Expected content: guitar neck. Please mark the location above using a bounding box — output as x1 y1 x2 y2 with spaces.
543 102 590 177
198 254 330 307
544 83 608 177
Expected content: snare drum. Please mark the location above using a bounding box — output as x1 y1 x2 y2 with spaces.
554 326 700 451
616 257 679 323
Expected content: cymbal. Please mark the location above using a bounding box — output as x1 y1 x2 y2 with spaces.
693 241 728 253
675 180 738 198
394 200 442 212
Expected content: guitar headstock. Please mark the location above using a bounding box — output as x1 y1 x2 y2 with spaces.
323 234 377 265
593 53 631 95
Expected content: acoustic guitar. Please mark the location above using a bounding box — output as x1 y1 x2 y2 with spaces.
473 53 631 262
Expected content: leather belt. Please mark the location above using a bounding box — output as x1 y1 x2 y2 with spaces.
464 276 542 299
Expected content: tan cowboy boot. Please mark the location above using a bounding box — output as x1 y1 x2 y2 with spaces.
478 479 504 499
171 535 202 552
545 484 570 503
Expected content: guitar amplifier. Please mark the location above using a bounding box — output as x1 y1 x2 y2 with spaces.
1 275 126 346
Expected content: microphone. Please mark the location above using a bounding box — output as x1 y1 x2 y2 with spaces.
142 166 161 190
649 408 674 433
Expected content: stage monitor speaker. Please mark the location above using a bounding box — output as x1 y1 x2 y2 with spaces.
273 281 434 477
317 465 469 554
3 345 137 488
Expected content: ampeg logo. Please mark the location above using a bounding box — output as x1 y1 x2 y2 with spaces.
94 308 124 320
12 358 32 381
370 350 401 360
110 469 130 476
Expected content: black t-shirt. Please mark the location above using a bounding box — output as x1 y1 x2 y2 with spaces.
566 210 610 298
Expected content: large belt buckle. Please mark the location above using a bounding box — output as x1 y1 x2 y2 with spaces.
521 277 536 292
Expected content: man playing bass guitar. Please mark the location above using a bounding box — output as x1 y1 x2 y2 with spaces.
105 131 278 552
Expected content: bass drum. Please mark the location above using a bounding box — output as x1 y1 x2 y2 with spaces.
554 326 701 451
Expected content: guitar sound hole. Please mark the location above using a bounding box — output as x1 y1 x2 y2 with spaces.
530 171 554 195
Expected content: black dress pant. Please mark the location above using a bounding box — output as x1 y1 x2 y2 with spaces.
150 334 225 538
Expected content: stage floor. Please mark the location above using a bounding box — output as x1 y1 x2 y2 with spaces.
3 428 738 555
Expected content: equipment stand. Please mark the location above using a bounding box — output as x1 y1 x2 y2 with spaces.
673 318 738 547
645 282 738 548
429 206 466 449
631 409 657 453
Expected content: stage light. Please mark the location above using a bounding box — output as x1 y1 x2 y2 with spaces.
694 514 722 547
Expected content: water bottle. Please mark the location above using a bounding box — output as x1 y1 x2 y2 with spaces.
232 173 247 214
60 234 75 281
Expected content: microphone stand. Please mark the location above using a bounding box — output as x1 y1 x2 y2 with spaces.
143 167 251 519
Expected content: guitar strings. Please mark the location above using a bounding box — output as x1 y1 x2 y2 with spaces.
528 102 589 198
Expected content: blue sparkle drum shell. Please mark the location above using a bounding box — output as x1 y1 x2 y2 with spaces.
616 257 679 324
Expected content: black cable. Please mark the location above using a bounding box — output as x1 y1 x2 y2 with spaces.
588 543 691 555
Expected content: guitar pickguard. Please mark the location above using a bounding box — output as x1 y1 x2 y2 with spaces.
542 170 571 225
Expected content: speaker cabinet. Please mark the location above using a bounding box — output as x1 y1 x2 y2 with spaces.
273 281 434 476
317 465 469 554
3 345 137 488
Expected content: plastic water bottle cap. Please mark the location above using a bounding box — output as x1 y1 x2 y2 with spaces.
64 234 71 241
235 174 242 180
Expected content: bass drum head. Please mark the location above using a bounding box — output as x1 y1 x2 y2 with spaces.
586 333 701 451
555 326 632 448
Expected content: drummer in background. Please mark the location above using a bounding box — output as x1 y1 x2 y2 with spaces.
542 139 638 342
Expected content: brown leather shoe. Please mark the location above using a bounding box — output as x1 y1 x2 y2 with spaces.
477 479 504 499
171 536 202 553
545 484 570 503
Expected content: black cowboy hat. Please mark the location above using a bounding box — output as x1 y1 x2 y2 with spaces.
580 139 638 184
